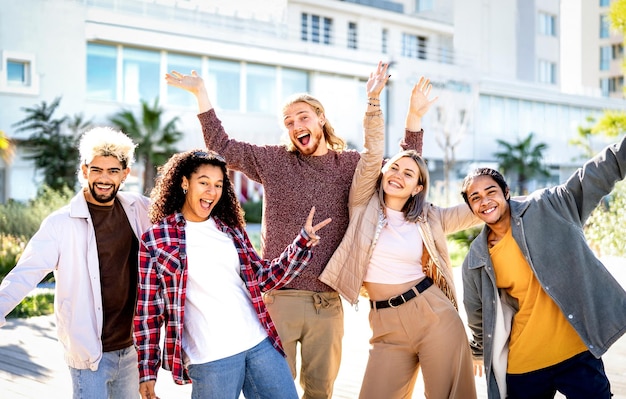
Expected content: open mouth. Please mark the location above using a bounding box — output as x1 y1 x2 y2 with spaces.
200 199 213 210
95 183 114 191
297 132 311 146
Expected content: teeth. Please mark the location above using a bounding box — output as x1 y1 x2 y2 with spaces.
297 133 308 139
482 207 495 214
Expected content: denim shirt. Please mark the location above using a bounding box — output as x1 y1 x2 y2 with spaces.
462 135 626 399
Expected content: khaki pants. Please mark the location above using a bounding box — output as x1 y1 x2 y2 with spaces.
264 289 344 399
359 285 476 399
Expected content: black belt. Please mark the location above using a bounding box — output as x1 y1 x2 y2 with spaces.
369 277 433 310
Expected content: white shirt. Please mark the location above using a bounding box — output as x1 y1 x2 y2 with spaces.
182 218 266 365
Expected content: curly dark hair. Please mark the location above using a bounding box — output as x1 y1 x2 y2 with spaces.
148 149 245 228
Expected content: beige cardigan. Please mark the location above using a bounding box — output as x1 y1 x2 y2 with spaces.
319 111 480 308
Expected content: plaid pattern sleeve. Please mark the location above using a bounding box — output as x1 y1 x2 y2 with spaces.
134 213 191 385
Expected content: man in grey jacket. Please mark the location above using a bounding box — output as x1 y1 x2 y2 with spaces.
460 135 626 399
0 127 151 399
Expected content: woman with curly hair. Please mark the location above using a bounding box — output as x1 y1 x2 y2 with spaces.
134 149 330 399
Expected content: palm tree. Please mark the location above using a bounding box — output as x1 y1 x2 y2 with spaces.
494 132 550 195
12 97 82 191
110 98 183 193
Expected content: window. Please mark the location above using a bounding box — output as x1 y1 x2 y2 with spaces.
416 0 433 12
281 68 308 101
382 29 388 54
600 46 611 70
600 0 610 6
1 51 39 95
246 63 276 114
87 43 117 101
207 59 241 111
122 48 160 104
613 43 623 59
401 33 427 60
538 13 556 36
600 78 610 96
301 13 332 45
600 15 610 38
538 60 556 84
348 22 358 49
166 53 202 107
7 61 29 86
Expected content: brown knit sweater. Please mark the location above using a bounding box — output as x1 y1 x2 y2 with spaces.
198 110 422 292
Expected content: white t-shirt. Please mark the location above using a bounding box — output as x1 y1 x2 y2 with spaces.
364 207 426 284
181 218 267 365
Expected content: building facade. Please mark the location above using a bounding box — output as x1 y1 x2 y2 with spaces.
1 0 624 203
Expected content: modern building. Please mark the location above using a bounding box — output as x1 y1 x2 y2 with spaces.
1 0 624 203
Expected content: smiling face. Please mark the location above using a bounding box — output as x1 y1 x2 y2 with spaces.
382 156 424 210
465 175 511 227
82 155 129 206
180 164 223 222
283 102 328 156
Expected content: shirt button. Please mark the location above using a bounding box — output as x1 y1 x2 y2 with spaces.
568 314 574 319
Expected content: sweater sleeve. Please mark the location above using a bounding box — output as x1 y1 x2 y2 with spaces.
400 128 424 155
198 109 278 183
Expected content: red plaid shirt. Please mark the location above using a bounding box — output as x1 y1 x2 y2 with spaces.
134 212 313 385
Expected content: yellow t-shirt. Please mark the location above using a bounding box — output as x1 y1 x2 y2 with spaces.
489 228 588 374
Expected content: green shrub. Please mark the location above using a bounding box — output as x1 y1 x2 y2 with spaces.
6 293 55 319
0 185 73 238
242 200 263 224
584 180 626 257
0 233 27 280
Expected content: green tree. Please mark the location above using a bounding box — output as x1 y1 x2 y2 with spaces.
494 132 550 195
110 98 183 193
12 97 87 191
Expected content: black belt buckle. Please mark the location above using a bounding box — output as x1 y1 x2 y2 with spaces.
387 293 406 308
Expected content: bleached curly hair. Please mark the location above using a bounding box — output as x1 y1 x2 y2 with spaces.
77 127 137 184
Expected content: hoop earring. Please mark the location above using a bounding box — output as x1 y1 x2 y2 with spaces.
183 188 188 194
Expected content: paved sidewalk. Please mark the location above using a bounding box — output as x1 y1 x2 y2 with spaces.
0 257 624 398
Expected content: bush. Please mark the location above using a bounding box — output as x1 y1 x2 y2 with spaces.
0 233 27 280
0 185 73 238
6 293 54 319
242 200 263 224
584 180 626 257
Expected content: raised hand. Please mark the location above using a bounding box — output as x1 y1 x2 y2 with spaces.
408 76 438 119
366 61 390 99
165 70 213 113
165 70 204 94
303 206 332 248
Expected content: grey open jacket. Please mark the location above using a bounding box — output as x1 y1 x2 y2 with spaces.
319 109 480 308
462 135 626 399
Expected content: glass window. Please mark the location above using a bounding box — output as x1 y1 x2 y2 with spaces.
600 15 610 38
7 60 28 85
600 0 610 7
600 46 611 70
402 34 427 60
348 22 358 49
416 0 433 12
167 53 202 107
281 68 308 100
122 47 160 104
538 13 556 36
301 13 332 45
538 60 556 84
247 63 276 114
87 43 117 101
208 59 240 111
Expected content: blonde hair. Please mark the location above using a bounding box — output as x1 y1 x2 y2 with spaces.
78 127 136 168
281 93 346 152
77 127 137 186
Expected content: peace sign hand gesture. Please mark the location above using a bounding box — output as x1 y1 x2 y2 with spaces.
303 207 332 248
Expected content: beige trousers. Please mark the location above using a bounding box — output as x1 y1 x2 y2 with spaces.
359 285 477 399
264 289 344 399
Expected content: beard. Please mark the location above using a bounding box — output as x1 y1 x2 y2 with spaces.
88 182 120 204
